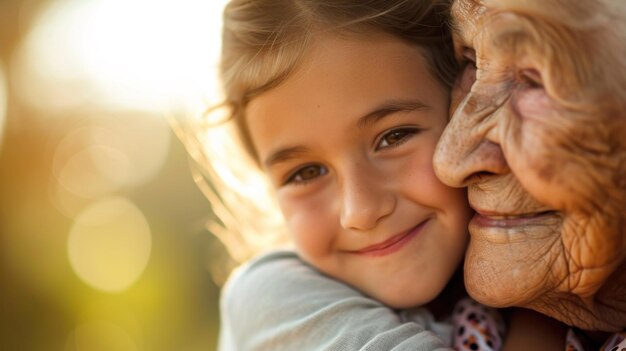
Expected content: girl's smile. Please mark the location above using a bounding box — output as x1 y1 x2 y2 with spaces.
346 217 431 257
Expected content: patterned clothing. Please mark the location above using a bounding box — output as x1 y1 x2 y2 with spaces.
452 298 505 351
566 329 626 351
451 299 626 351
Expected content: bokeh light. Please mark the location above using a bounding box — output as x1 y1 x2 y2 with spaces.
68 197 152 292
53 128 127 200
51 114 171 218
14 0 225 113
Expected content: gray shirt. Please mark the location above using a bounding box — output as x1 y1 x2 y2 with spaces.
219 250 454 351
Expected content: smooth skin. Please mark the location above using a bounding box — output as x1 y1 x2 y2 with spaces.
246 33 472 309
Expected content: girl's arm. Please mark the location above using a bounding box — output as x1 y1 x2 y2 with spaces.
219 250 453 351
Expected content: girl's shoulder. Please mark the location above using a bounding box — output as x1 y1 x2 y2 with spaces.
219 249 453 351
222 249 336 296
221 249 368 313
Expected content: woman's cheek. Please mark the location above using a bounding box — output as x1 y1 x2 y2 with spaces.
515 88 553 122
509 90 583 210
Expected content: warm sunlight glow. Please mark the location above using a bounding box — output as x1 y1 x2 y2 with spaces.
195 121 288 261
68 197 152 292
66 321 138 351
0 61 6 148
1 0 228 348
16 0 227 112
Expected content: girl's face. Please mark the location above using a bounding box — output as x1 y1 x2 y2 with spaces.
246 34 471 308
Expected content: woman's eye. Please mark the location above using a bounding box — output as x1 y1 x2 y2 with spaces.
518 68 543 89
285 164 328 185
376 128 418 150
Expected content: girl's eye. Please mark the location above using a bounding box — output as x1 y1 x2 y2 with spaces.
376 128 419 150
285 164 328 185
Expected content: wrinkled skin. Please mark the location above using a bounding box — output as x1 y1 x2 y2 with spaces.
434 0 626 331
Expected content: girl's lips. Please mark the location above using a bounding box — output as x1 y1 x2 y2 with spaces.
350 218 430 257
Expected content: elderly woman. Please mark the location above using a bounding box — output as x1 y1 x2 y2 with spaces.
433 0 625 344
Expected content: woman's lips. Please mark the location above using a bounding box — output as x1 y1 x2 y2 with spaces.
349 219 430 257
471 209 557 228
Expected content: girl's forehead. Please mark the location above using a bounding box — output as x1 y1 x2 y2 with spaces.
248 34 432 111
245 34 449 162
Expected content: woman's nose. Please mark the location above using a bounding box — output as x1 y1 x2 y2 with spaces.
433 91 509 187
339 168 395 231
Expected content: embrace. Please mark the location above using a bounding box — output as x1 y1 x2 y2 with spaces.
185 0 626 349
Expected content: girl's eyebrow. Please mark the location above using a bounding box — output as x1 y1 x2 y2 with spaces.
264 146 309 168
264 99 430 168
357 99 431 130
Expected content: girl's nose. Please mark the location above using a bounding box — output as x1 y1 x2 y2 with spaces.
339 169 396 231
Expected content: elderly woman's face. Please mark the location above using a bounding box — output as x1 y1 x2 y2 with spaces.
434 0 626 330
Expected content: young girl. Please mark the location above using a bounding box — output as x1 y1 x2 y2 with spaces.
181 0 565 349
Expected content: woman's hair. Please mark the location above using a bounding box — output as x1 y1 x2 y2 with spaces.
181 0 457 267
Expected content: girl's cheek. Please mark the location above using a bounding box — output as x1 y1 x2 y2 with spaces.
280 194 335 256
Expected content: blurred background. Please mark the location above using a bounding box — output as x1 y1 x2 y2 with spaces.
0 0 230 350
